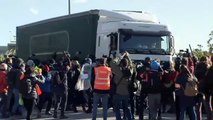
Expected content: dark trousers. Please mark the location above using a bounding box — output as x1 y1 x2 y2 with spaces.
129 92 135 118
6 88 13 113
180 106 196 120
22 97 35 120
162 92 175 113
136 96 140 114
175 96 180 120
113 95 132 120
0 93 8 116
86 89 93 111
122 93 135 119
54 93 67 116
37 92 53 113
139 93 148 120
196 93 212 120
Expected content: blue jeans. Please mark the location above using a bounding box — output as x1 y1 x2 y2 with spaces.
196 93 212 120
113 95 132 120
12 88 20 115
179 106 196 120
205 94 212 120
92 93 109 120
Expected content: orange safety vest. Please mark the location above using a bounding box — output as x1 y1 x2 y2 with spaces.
94 66 111 90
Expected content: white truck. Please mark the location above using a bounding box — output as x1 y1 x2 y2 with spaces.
16 9 175 63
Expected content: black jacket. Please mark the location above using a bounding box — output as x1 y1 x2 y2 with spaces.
205 66 213 94
20 75 44 99
147 71 163 94
53 67 68 95
7 68 24 89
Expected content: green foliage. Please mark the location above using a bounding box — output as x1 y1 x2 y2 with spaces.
207 31 213 54
7 48 16 56
192 49 209 60
0 54 4 62
0 48 16 62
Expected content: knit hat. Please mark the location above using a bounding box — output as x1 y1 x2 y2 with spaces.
43 65 50 72
150 60 160 71
27 60 35 67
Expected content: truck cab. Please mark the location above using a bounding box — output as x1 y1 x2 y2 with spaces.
95 10 175 64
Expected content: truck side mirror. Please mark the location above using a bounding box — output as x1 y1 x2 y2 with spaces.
169 35 175 55
108 33 118 51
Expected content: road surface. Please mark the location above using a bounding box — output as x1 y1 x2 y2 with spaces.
5 107 208 120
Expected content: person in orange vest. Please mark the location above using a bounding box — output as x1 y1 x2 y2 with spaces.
92 58 112 120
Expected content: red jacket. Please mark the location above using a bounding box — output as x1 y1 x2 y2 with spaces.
0 71 8 94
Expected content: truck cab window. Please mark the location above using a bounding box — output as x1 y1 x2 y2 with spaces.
109 33 118 50
119 32 172 55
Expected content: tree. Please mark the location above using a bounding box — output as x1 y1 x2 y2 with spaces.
0 48 16 62
0 54 4 62
192 49 208 60
207 31 213 54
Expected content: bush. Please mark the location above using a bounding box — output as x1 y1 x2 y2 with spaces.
193 50 209 60
0 54 4 63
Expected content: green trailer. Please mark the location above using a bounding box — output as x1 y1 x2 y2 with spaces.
16 10 99 61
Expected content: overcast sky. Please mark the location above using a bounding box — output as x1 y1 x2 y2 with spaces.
1 0 213 51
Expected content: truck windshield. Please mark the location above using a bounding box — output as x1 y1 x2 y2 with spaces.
119 33 172 55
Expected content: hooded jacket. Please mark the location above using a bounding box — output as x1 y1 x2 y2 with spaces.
0 70 8 94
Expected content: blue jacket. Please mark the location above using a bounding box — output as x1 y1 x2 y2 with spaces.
39 73 52 93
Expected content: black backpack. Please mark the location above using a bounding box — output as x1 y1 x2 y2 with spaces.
147 71 162 93
19 77 32 95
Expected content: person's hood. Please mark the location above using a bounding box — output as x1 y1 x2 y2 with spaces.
150 60 160 71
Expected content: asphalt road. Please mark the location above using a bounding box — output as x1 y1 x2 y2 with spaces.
4 107 208 120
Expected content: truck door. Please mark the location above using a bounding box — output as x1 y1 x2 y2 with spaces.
95 34 111 58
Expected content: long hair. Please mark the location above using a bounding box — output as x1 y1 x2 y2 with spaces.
180 65 191 77
119 58 128 68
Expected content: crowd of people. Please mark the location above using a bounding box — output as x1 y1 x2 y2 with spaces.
0 51 212 120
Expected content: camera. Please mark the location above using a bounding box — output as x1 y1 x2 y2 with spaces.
179 49 190 57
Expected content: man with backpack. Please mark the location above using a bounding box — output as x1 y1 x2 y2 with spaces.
146 60 163 120
19 67 44 120
52 60 69 119
136 57 151 120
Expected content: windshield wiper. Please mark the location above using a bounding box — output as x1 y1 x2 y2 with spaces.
149 49 170 55
124 48 138 54
123 48 170 55
125 48 152 54
148 49 158 54
159 49 171 55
